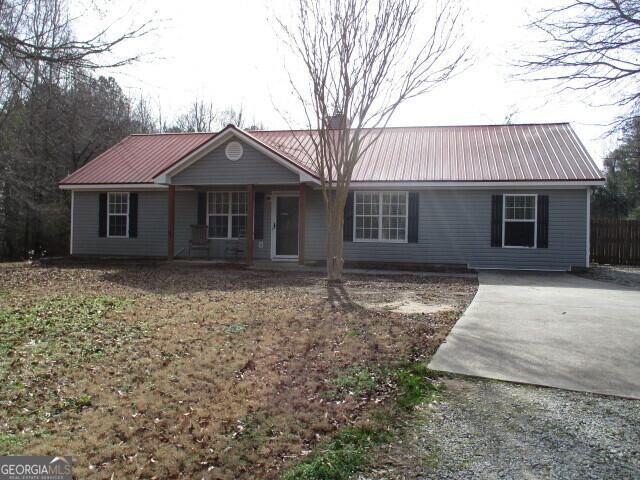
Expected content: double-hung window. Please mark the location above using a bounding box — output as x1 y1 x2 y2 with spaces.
354 192 407 242
207 191 247 239
107 192 129 238
503 194 536 247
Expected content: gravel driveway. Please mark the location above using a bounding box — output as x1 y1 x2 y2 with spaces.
579 265 640 288
362 377 640 479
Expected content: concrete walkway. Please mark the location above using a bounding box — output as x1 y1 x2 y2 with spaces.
429 271 640 399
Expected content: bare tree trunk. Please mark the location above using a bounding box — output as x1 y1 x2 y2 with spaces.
325 195 344 282
0 174 6 256
323 186 348 282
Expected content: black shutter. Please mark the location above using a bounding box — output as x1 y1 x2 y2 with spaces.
128 193 138 238
197 192 207 225
98 193 107 237
254 192 265 240
491 194 503 247
343 191 354 241
537 195 549 248
407 192 419 243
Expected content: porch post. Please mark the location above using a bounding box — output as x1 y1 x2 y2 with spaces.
298 184 305 265
168 185 175 260
246 184 254 265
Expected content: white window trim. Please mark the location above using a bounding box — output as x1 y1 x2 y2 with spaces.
107 192 129 238
502 193 537 249
353 191 409 243
207 191 247 240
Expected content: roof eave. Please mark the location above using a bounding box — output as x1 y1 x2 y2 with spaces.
59 183 168 190
59 179 605 191
346 179 605 188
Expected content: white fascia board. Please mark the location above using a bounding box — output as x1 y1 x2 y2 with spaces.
154 128 319 185
343 180 604 189
170 181 303 187
59 183 168 191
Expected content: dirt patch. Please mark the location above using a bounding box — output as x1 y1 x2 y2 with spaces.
0 262 476 479
364 300 455 315
327 277 471 316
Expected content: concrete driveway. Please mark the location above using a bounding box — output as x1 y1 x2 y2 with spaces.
429 271 640 399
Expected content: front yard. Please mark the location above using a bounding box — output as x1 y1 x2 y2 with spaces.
0 262 476 479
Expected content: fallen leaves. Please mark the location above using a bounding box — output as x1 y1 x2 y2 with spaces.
0 262 477 479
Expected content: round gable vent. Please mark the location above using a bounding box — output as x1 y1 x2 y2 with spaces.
225 141 243 161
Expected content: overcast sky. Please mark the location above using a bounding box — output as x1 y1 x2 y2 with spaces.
77 0 624 167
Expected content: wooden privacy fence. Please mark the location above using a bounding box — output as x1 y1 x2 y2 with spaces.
591 218 640 266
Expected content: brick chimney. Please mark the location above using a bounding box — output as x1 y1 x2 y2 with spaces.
327 113 345 129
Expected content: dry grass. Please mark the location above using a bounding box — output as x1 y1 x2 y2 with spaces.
0 262 476 479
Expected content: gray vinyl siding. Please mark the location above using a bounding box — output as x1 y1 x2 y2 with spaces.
171 139 299 185
72 191 167 257
304 189 588 270
72 187 588 270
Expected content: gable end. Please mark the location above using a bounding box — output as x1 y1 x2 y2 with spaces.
171 139 300 185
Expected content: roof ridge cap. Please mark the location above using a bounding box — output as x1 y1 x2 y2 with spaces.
249 122 572 134
130 132 216 136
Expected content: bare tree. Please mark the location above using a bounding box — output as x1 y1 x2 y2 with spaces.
0 0 151 119
129 94 158 133
0 0 149 67
217 105 244 129
170 101 266 132
523 1 640 118
503 105 520 124
174 98 216 132
0 0 152 257
0 70 150 257
279 0 467 281
217 105 267 130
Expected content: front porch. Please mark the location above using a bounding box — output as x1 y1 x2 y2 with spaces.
167 184 308 265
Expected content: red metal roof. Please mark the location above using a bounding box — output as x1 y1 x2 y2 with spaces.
251 123 603 182
59 132 215 184
60 123 602 185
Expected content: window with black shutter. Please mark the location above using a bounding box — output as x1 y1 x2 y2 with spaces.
503 194 536 247
107 192 130 238
206 191 247 239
